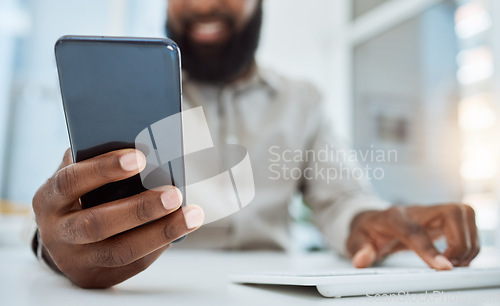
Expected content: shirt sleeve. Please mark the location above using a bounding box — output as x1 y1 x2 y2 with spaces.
300 87 390 256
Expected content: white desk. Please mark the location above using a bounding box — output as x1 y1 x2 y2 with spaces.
1 247 500 306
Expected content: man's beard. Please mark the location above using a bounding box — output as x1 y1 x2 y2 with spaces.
166 3 263 84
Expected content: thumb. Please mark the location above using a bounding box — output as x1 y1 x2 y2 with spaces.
58 148 74 171
352 243 377 268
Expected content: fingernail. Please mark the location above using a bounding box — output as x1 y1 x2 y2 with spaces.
434 255 453 270
183 206 204 229
161 187 182 210
120 152 145 171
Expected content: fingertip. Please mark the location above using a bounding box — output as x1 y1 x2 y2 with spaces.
63 147 72 160
160 187 183 210
182 205 205 229
352 244 377 269
352 257 366 269
119 149 146 172
59 148 73 169
432 255 454 270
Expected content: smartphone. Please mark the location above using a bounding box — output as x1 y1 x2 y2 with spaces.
55 36 185 210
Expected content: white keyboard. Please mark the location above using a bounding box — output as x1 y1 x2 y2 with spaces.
230 267 500 298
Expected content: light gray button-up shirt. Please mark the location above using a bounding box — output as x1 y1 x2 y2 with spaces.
178 65 390 255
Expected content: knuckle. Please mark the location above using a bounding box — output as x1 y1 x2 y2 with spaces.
79 211 101 241
403 222 424 236
133 195 156 223
53 166 79 197
90 158 114 180
97 240 134 267
61 212 101 243
162 222 183 242
59 217 77 242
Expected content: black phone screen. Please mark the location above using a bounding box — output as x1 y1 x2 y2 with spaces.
55 36 183 209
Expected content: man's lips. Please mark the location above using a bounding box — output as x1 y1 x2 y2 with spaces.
188 20 230 44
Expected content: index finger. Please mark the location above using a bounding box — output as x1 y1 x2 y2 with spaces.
42 149 146 211
390 209 453 270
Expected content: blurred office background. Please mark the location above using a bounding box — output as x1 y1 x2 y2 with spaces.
0 0 499 251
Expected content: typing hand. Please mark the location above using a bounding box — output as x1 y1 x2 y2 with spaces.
32 149 204 288
346 204 479 270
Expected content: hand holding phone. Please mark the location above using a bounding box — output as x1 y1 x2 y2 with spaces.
30 36 204 288
33 148 204 288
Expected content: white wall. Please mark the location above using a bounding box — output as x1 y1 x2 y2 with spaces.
258 0 352 140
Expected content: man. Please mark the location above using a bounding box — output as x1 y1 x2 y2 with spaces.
32 0 479 288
